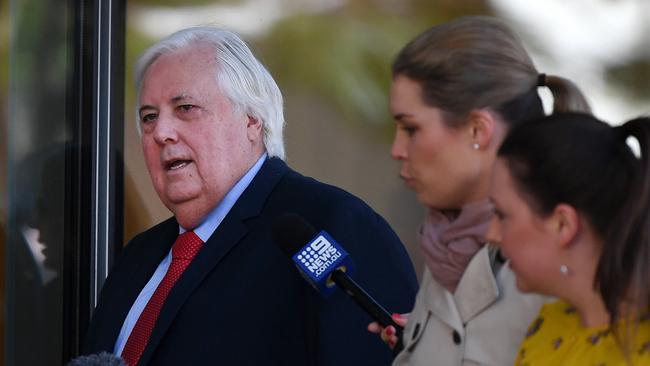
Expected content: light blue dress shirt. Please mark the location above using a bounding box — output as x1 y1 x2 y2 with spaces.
114 154 267 356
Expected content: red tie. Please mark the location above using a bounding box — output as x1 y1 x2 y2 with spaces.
121 231 203 366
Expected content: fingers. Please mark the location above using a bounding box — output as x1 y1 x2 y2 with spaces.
367 321 382 334
369 314 410 350
382 326 399 349
392 313 409 327
368 322 398 349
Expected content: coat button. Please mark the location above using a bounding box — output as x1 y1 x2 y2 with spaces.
452 330 462 345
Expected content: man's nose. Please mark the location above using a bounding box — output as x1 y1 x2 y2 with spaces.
485 217 501 246
153 115 179 145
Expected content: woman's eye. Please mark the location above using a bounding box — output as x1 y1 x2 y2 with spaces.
399 125 417 135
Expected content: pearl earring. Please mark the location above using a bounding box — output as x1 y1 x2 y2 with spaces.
472 143 480 150
560 264 570 276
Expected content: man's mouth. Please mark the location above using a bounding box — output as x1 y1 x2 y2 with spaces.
166 159 193 171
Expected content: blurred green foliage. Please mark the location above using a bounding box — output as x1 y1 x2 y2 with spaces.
260 1 490 141
124 0 491 141
607 58 650 100
262 13 417 140
129 0 238 6
4 0 648 145
0 0 8 90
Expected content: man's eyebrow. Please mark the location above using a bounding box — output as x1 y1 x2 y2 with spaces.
138 105 155 115
171 94 193 103
138 94 195 115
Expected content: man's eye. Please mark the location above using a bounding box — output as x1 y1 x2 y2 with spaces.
178 104 196 112
141 113 157 123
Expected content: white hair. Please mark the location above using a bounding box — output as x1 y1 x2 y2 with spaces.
134 26 286 159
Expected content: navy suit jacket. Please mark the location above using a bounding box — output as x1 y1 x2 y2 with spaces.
84 157 418 365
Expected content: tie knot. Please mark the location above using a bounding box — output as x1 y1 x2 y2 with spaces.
172 231 203 260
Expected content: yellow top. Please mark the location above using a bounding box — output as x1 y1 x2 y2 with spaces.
515 300 650 366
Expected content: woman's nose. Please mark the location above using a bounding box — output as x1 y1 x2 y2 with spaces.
391 132 407 160
485 217 501 246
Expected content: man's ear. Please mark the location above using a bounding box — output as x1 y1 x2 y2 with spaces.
246 115 263 142
466 109 497 150
550 203 580 248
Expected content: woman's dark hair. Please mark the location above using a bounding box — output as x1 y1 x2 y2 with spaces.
392 16 591 127
498 112 650 336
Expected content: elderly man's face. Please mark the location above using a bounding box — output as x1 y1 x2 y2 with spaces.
138 43 263 229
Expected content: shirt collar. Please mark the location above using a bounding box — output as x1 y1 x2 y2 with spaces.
179 153 267 242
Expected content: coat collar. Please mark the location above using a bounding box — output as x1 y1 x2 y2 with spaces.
424 245 500 330
454 245 500 323
137 157 288 365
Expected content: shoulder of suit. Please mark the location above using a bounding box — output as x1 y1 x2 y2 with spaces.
278 165 373 213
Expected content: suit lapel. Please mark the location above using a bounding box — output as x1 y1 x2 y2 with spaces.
92 219 178 352
137 157 288 365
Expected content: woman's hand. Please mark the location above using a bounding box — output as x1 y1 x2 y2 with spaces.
367 313 409 349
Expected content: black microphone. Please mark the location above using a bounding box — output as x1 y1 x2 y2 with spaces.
66 352 126 366
272 213 404 350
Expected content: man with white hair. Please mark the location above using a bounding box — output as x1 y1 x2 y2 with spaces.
83 27 417 366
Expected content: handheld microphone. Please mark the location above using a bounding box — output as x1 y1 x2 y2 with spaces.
272 213 404 346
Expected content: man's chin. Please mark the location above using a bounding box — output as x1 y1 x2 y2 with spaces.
163 190 201 209
165 199 208 230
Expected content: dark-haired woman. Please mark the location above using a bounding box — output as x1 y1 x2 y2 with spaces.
368 15 591 365
488 113 650 365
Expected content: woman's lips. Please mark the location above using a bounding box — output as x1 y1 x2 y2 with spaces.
400 174 416 188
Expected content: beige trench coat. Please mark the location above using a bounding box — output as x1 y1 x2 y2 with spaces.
393 246 547 366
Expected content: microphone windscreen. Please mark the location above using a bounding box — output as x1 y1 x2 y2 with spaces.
272 213 317 257
66 352 126 366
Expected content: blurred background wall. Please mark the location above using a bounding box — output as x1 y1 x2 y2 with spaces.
121 0 650 278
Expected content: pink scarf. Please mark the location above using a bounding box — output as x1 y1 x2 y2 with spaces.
420 200 494 293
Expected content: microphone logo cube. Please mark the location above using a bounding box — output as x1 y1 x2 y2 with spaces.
292 231 353 296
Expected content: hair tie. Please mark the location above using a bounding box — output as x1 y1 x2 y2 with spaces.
537 73 547 87
613 124 628 141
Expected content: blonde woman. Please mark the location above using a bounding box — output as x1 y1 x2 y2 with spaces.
369 16 590 365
